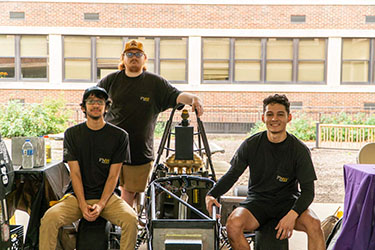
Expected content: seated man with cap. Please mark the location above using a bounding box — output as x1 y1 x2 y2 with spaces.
39 86 138 250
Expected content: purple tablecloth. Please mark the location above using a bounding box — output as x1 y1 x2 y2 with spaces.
332 164 375 250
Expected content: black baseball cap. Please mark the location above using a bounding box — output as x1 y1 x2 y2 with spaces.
82 86 108 102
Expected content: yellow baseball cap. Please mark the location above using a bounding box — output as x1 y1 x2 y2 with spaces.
124 40 144 52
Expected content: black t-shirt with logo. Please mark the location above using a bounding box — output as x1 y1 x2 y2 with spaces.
208 131 317 206
98 70 181 165
63 122 130 200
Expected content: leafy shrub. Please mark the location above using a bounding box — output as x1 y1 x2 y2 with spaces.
287 114 316 141
249 121 266 136
0 98 72 138
154 121 166 138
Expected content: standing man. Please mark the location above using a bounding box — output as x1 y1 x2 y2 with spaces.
39 86 138 250
205 94 325 250
98 39 203 207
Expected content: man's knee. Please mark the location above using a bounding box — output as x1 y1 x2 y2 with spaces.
298 211 322 235
41 207 60 227
119 209 138 228
307 216 322 234
226 211 251 234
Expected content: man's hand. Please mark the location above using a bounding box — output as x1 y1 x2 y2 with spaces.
205 195 221 218
79 202 97 222
275 210 299 240
192 96 203 117
88 203 104 221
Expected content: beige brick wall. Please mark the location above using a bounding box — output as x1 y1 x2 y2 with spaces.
1 2 375 29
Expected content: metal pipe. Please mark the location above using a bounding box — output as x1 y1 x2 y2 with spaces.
154 182 211 220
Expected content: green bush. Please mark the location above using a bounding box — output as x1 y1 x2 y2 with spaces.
249 112 375 142
287 114 316 141
154 121 166 138
320 112 366 125
0 98 72 138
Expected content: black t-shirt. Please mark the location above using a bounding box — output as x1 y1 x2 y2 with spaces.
98 70 181 165
63 122 130 200
208 131 317 202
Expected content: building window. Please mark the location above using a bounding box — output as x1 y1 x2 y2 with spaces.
266 38 293 82
96 37 123 79
203 38 230 81
20 36 48 79
342 38 373 84
291 15 306 23
298 38 326 82
64 36 91 81
290 101 303 110
364 102 375 111
63 36 187 83
0 35 48 81
84 13 99 21
159 38 187 82
234 39 261 82
0 35 15 79
202 37 326 84
9 11 25 20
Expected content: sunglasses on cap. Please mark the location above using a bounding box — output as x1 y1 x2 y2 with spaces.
125 52 144 58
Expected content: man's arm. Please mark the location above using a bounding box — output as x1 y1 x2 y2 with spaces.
69 160 96 222
89 162 122 219
275 181 315 240
205 162 247 215
176 92 203 117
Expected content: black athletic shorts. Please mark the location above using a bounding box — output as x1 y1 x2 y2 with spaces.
239 197 297 227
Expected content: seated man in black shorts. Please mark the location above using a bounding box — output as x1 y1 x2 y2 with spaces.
205 94 325 250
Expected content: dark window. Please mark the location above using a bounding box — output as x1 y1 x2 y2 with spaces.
364 103 375 110
10 12 25 20
0 35 48 81
291 101 303 110
365 16 375 24
291 15 306 23
84 13 99 21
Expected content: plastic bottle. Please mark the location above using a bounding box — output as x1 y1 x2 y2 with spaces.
44 135 52 163
178 190 189 220
22 139 34 169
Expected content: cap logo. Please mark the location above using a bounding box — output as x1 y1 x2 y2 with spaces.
130 41 137 47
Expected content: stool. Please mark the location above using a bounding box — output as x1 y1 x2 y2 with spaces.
254 219 289 250
76 217 111 250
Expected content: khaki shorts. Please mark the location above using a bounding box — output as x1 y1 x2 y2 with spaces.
120 161 153 193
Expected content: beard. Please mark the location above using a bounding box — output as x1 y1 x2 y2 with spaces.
86 111 102 120
127 64 142 73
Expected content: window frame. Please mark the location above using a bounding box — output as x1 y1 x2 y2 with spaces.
158 37 189 84
62 35 188 83
202 37 327 85
341 38 374 85
0 35 49 82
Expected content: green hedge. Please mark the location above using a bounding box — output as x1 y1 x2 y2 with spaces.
249 112 375 141
0 98 72 138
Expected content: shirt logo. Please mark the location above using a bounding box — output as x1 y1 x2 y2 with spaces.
99 158 110 164
276 175 288 183
140 96 150 102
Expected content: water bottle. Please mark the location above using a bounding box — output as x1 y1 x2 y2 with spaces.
22 139 34 169
178 190 189 220
44 135 52 163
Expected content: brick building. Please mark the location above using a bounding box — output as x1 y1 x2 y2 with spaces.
1 0 375 131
